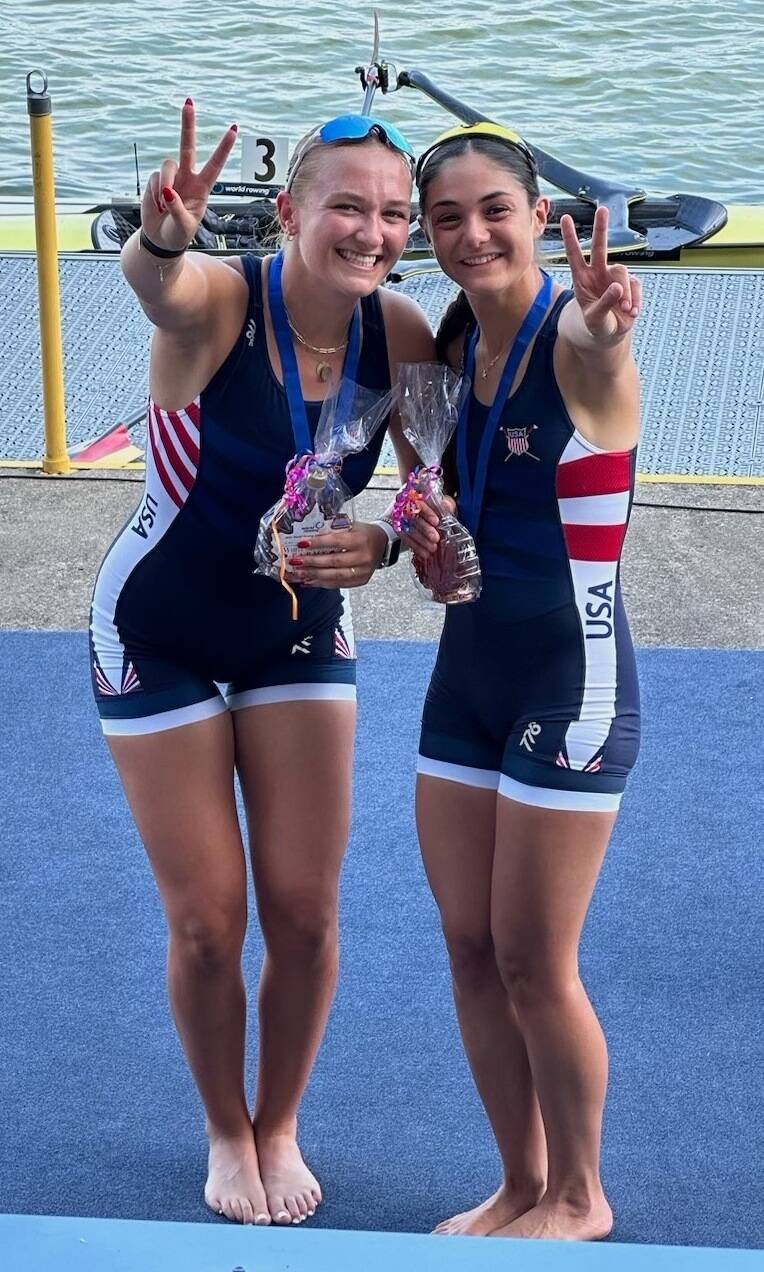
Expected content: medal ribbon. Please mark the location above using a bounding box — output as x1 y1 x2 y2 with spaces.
268 250 362 454
456 271 554 534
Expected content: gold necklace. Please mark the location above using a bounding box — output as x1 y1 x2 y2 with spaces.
286 312 349 383
478 338 512 380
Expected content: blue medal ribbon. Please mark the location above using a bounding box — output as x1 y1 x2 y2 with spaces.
457 271 554 534
268 250 362 454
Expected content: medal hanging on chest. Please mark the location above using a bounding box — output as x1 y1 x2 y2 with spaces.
284 304 350 385
457 272 554 534
267 251 362 453
257 252 367 620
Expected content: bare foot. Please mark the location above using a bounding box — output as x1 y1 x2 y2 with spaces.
204 1128 270 1225
255 1129 322 1225
434 1182 545 1236
491 1195 613 1241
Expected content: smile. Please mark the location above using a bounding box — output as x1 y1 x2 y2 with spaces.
461 252 504 266
336 248 381 269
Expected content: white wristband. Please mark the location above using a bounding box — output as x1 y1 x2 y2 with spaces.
371 516 400 544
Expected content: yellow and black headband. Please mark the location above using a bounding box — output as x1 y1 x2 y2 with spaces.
415 122 538 186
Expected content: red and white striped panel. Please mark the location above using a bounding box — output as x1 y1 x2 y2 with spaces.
555 433 632 771
94 662 119 696
121 661 141 694
148 399 201 509
556 435 632 563
339 588 356 658
334 627 353 659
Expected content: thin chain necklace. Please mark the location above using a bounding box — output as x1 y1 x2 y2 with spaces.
285 310 349 383
476 273 549 379
477 336 512 380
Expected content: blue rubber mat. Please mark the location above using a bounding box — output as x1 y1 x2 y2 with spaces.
0 636 762 1250
2 254 763 479
2 1214 763 1272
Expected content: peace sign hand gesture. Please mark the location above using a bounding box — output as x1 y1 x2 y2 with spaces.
561 207 642 347
141 98 238 251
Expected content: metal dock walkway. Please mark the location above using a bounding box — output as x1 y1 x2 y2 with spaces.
1 252 763 482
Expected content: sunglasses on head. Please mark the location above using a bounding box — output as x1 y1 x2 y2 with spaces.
285 114 415 190
416 122 538 185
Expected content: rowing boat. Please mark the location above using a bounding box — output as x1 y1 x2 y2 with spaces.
3 48 763 269
1 191 762 269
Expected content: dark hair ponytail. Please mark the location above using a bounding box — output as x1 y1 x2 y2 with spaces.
435 289 475 365
435 290 476 496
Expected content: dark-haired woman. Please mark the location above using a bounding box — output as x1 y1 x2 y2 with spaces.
90 103 431 1225
410 123 642 1242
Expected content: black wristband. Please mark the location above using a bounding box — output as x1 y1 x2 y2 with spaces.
381 537 401 568
139 229 188 259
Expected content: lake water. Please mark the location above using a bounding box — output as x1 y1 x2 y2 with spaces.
2 0 763 203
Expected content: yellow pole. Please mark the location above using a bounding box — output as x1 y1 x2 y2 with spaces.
27 70 70 474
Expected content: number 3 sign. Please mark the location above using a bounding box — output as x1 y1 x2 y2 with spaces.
240 134 291 186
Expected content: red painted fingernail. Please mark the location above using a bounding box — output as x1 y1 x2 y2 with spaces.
297 539 311 548
185 97 193 106
163 186 174 202
230 123 238 133
290 556 304 566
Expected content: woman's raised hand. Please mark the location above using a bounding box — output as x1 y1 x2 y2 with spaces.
141 99 238 250
560 207 642 345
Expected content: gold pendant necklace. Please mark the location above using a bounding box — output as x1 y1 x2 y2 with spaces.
286 311 348 383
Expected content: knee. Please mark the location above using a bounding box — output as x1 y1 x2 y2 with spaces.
443 929 497 993
260 890 338 961
492 941 577 1008
170 904 246 974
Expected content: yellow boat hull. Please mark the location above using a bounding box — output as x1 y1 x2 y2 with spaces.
2 202 762 267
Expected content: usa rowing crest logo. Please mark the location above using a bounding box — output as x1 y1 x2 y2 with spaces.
502 425 539 461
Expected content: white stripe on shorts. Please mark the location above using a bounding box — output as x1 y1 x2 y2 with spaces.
498 773 622 812
416 755 500 790
100 695 227 737
225 683 357 711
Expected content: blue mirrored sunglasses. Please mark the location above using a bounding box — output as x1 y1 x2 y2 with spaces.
286 114 415 190
319 114 414 157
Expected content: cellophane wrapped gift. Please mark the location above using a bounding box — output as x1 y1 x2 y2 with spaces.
254 380 394 616
392 362 482 604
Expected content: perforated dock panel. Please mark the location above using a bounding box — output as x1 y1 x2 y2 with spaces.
1 254 762 479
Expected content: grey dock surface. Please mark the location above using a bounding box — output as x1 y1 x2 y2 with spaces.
1 255 761 646
2 254 764 479
1 469 761 647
